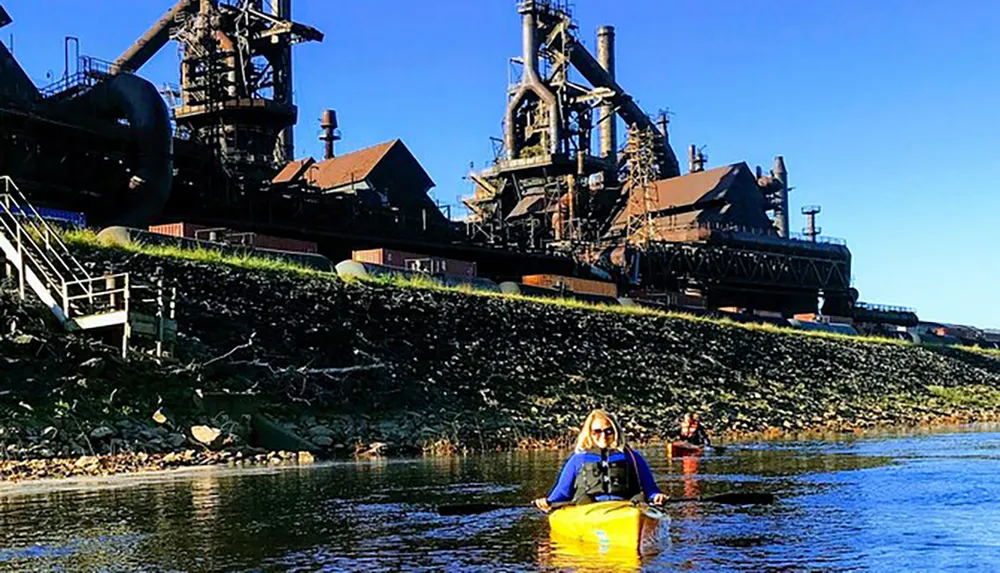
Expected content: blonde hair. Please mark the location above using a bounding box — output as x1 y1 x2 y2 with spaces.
574 409 627 452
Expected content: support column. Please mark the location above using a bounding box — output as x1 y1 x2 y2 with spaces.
271 0 294 162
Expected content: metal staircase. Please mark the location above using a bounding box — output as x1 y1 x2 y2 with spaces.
0 176 177 357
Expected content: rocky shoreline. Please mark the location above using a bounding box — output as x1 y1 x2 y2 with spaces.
1 243 1000 482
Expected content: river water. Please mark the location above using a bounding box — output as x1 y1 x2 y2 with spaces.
1 425 999 572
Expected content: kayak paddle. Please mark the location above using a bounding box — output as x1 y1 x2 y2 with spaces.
436 492 775 516
659 492 775 505
437 501 569 516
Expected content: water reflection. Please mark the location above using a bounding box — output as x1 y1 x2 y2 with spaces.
0 427 998 570
540 535 645 572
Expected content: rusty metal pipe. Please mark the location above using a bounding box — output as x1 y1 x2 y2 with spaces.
113 0 199 74
563 34 680 178
772 156 789 238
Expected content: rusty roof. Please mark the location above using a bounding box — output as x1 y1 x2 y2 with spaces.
643 164 738 209
610 164 745 229
271 157 315 184
653 210 706 229
304 140 399 190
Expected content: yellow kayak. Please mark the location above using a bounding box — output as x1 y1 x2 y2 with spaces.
548 501 661 552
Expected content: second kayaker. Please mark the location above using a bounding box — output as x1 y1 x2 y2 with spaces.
532 409 668 511
677 412 712 447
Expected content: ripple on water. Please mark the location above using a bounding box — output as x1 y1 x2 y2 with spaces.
0 427 999 571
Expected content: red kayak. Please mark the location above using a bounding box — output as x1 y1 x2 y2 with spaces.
667 441 704 457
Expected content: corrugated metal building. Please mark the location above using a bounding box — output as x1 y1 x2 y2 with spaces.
273 140 446 226
607 163 775 240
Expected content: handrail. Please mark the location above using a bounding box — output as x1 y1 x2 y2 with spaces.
64 288 127 302
0 176 97 311
650 219 848 246
0 198 69 286
62 273 129 290
0 177 92 282
38 55 113 99
0 175 178 357
855 301 917 314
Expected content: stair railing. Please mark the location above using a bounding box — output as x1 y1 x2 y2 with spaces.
0 176 101 317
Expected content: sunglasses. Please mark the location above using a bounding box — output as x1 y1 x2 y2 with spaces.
591 427 614 438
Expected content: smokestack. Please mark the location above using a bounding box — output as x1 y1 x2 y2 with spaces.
597 25 617 164
772 155 789 238
521 2 540 82
802 205 821 242
319 109 340 160
505 0 560 158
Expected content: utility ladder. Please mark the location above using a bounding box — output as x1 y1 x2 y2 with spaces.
0 176 177 357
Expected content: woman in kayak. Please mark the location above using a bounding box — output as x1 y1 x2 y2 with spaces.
678 412 711 447
533 409 667 510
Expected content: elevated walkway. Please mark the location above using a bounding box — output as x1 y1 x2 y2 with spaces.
0 176 176 357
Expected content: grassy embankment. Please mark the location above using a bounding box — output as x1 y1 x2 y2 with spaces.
61 228 910 348
0 227 997 483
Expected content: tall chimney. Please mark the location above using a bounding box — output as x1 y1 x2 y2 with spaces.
319 109 339 159
521 2 541 83
802 205 821 242
597 26 617 164
772 155 789 238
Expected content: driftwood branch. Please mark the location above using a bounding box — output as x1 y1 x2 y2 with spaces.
202 332 257 368
227 359 387 378
168 332 258 375
167 329 387 388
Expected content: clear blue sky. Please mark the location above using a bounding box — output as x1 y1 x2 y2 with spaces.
3 1 999 327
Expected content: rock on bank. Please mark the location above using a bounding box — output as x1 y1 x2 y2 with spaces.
1 243 999 471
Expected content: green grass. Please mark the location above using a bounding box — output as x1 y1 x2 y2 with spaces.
62 228 326 276
361 270 906 345
928 385 1000 408
956 345 1000 358
58 227 912 347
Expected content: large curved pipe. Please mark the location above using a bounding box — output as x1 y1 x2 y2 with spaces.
84 74 173 227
